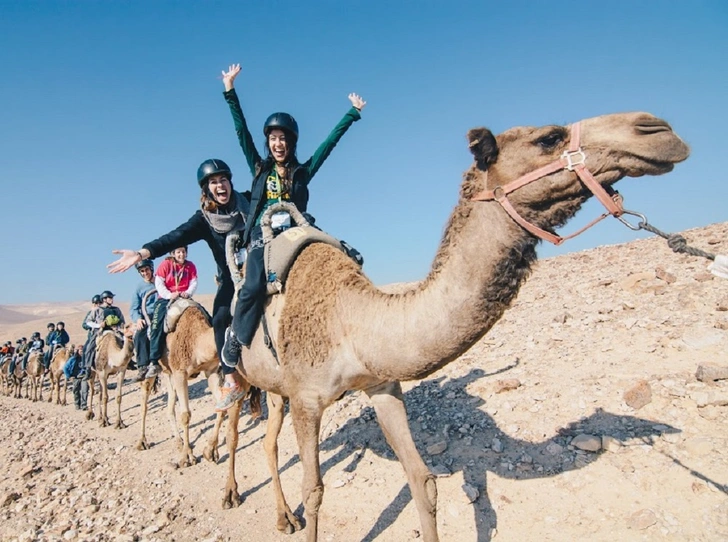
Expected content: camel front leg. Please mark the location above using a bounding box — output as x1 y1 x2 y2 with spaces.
48 375 55 403
136 377 153 451
99 374 110 427
86 374 96 420
366 382 439 542
38 374 44 401
114 371 126 429
221 397 243 509
265 392 301 534
61 374 67 406
172 372 196 468
290 399 325 542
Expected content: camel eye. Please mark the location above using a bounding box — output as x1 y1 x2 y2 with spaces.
536 131 564 150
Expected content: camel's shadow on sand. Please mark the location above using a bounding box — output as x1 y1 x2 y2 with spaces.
239 364 686 542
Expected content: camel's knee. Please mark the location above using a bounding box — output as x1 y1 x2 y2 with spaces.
304 485 324 514
423 475 438 512
180 410 191 426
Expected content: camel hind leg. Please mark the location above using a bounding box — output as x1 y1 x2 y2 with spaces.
366 381 439 542
61 374 67 406
136 377 154 450
85 372 96 420
265 392 302 534
172 371 196 468
221 396 244 509
202 369 225 464
165 372 183 450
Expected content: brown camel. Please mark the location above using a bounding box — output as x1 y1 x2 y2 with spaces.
0 356 12 395
10 357 27 399
221 112 689 541
88 324 135 428
25 351 45 402
136 302 259 469
48 345 73 405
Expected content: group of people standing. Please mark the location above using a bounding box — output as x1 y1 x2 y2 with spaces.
108 63 366 411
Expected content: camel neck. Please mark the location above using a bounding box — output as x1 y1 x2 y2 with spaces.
357 200 536 382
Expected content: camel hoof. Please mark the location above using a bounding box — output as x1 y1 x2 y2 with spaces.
176 451 197 469
99 418 110 428
136 439 150 451
277 512 303 534
221 490 241 510
114 420 127 430
85 411 95 421
202 445 219 464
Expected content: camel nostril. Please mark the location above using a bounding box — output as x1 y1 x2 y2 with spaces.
635 118 672 134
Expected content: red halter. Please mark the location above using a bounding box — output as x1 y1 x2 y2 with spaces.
470 122 625 245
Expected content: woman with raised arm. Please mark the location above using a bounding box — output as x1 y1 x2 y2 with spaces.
216 63 366 411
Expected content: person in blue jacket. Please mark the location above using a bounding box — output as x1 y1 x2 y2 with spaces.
130 258 159 381
216 63 366 411
63 344 85 409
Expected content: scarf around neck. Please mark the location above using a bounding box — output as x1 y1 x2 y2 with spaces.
201 191 248 234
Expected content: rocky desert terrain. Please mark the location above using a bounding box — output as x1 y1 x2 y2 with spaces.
1 222 726 542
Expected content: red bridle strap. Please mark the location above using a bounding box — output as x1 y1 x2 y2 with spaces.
470 122 625 245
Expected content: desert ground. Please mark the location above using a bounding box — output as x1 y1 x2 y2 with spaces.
0 222 726 542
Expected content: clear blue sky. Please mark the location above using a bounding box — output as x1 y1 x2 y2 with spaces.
1 1 726 304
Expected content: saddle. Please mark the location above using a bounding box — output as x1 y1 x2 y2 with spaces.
164 298 212 333
225 202 363 297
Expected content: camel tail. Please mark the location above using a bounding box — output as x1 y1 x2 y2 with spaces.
249 386 262 419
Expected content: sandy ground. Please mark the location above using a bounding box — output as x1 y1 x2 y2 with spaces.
0 222 726 542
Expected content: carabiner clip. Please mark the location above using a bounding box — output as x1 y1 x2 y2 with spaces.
616 209 647 231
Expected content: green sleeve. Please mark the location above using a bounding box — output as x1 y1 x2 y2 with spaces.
303 107 361 182
223 89 262 177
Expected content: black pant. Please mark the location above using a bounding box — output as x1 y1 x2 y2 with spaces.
82 334 97 373
213 279 235 375
232 229 266 348
133 326 151 369
73 378 85 408
149 299 170 364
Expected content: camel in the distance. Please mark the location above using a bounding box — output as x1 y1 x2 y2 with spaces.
48 345 73 406
221 112 689 542
88 324 135 428
25 351 45 402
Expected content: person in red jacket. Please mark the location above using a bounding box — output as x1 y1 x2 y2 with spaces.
143 246 198 380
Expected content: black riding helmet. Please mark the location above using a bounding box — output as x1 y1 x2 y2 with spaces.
92 294 102 304
47 322 55 329
101 290 115 299
56 321 65 327
197 159 233 188
135 258 154 271
264 112 299 141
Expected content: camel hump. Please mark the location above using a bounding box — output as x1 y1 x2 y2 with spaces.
263 225 351 295
165 298 211 333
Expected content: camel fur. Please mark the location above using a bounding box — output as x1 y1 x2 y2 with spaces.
220 112 689 542
48 345 73 406
87 325 135 428
25 351 45 402
136 302 260 470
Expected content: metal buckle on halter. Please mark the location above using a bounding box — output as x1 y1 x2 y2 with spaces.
561 148 586 171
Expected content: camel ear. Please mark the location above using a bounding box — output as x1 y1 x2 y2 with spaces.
467 127 498 169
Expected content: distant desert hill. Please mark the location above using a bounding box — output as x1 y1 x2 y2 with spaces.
0 294 215 346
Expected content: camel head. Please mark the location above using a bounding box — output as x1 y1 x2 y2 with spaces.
464 112 690 239
122 323 134 340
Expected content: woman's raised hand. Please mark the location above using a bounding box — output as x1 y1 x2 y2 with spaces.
348 93 366 112
107 249 141 274
222 64 242 91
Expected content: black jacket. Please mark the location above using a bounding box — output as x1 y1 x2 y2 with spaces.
142 192 251 287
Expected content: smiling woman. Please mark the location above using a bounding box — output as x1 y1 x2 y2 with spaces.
106 157 251 386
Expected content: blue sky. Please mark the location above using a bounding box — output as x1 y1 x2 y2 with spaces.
0 1 726 304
